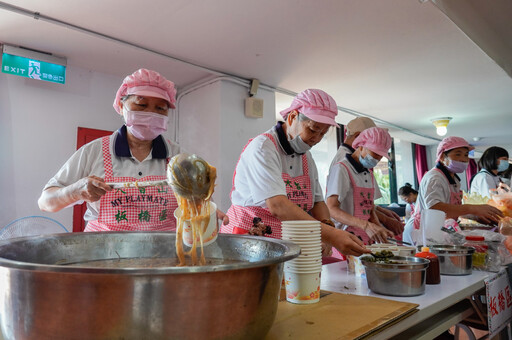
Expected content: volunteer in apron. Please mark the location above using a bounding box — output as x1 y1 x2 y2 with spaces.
326 127 394 245
329 116 404 236
470 146 509 198
403 136 503 245
221 89 369 257
39 69 227 231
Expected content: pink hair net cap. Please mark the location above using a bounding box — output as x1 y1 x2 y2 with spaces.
113 69 177 114
279 89 339 127
436 136 475 162
352 127 392 158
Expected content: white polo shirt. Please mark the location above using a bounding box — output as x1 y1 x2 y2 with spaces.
470 170 500 198
230 124 324 208
329 143 354 168
416 164 461 212
326 155 381 228
44 126 181 222
329 143 382 198
403 163 461 245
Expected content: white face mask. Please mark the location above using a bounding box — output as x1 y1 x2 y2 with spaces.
123 108 168 141
288 133 312 154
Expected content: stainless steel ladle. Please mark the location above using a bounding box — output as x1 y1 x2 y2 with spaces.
167 153 216 201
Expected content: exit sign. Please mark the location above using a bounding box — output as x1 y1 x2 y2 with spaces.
2 53 66 84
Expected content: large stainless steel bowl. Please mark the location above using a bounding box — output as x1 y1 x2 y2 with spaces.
429 245 475 275
361 256 429 297
0 232 300 340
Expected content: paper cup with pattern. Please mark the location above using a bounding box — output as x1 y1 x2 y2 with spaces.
174 201 218 247
283 270 321 304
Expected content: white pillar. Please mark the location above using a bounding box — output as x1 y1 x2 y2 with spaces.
178 79 276 211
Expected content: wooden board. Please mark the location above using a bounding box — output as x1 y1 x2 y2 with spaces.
266 291 418 340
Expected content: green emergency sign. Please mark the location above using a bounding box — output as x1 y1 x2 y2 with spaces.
1 53 66 84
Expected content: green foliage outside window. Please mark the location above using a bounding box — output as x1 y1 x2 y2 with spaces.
374 167 391 204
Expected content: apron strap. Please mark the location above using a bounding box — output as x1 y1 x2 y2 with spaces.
102 136 114 180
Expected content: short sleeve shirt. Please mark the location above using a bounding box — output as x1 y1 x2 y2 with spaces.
43 126 181 222
328 144 382 198
230 125 324 208
326 156 381 228
416 166 461 211
470 170 500 198
329 144 354 169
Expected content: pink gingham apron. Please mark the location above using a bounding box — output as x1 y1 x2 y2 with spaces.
328 161 374 260
220 133 313 239
413 168 462 230
339 162 375 244
85 136 178 232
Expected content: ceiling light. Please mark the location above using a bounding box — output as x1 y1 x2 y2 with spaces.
431 117 452 136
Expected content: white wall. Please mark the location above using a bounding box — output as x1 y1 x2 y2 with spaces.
0 66 164 230
178 79 276 212
394 139 416 201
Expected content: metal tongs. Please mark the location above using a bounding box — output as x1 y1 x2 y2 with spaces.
386 237 413 246
167 153 216 201
106 180 168 189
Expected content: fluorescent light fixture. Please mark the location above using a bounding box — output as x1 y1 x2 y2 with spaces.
1 44 67 84
431 117 452 136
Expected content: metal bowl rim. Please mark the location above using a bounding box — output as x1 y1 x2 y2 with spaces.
429 244 476 254
0 232 301 274
360 255 429 269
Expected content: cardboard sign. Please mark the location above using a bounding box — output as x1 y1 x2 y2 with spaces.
485 269 512 337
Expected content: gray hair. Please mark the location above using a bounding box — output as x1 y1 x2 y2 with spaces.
283 111 311 123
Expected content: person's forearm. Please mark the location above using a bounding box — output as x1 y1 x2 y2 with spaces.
326 197 367 229
310 201 331 222
369 207 381 225
430 202 477 220
319 223 338 246
330 207 367 229
38 186 80 212
266 195 319 221
266 195 336 245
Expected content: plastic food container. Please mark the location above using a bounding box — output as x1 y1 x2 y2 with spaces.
361 256 429 296
429 245 475 275
464 236 488 269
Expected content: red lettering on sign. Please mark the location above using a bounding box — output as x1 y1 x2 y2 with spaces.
499 291 506 312
506 286 512 308
490 296 499 317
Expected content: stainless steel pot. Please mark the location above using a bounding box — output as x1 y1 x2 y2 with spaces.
429 245 475 275
361 256 429 297
0 232 300 340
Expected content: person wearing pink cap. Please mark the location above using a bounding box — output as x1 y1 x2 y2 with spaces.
326 127 395 246
38 69 216 232
220 89 369 257
329 116 404 236
403 136 503 244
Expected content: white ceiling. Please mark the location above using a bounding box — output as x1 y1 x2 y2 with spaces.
1 0 511 153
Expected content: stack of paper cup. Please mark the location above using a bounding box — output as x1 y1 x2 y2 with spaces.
281 220 322 304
